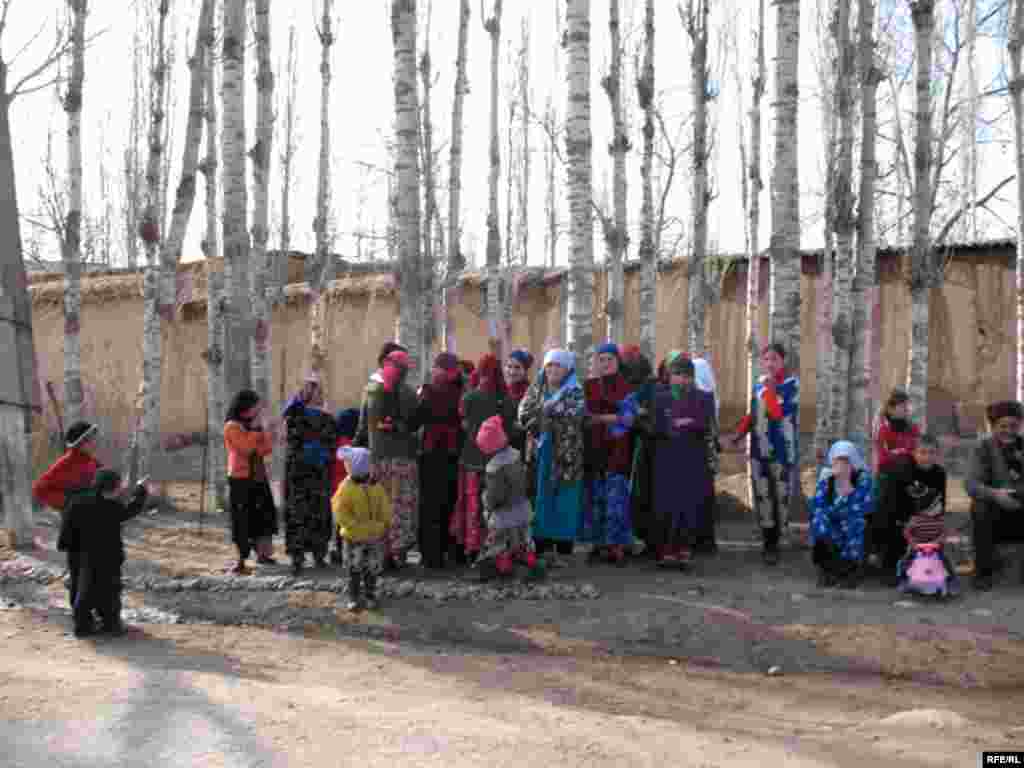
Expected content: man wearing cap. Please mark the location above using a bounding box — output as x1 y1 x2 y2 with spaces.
966 400 1024 590
34 420 103 608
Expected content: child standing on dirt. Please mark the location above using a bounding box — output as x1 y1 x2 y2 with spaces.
58 469 149 637
332 446 392 611
476 415 542 582
330 408 361 565
34 420 103 609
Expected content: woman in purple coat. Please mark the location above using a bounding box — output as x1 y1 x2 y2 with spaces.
650 353 717 566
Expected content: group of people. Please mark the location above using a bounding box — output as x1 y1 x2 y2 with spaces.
810 389 1024 594
32 340 1024 633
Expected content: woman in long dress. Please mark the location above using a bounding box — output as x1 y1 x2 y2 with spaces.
650 354 716 566
518 349 585 567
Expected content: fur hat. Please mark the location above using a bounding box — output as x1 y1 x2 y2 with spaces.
987 400 1024 424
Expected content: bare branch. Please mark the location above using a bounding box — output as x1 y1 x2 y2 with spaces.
933 174 1015 247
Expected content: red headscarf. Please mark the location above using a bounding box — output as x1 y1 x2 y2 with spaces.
476 353 506 395
380 350 411 392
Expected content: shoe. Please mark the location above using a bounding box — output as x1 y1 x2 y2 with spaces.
346 599 363 612
364 575 378 609
291 560 303 577
524 551 538 569
762 549 780 566
816 571 836 588
610 545 627 566
974 574 994 592
676 547 692 565
495 553 514 577
257 555 277 565
313 557 327 569
231 560 250 575
476 559 499 582
73 623 97 638
104 621 127 636
329 550 343 565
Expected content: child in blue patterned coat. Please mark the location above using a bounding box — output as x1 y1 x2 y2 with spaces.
810 440 875 589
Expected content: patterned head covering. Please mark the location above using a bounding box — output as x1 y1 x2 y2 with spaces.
595 342 620 358
476 415 509 455
509 349 534 369
543 348 575 371
827 440 867 472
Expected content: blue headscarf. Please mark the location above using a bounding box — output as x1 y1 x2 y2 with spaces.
818 440 868 481
335 408 360 440
595 342 620 359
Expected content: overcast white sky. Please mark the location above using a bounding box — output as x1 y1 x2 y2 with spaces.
3 0 1016 270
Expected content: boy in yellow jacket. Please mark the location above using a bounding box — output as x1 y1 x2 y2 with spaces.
332 446 393 611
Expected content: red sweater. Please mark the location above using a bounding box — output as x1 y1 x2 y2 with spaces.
873 417 920 473
32 448 102 511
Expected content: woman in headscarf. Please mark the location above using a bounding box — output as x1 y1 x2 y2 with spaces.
362 349 421 570
417 352 464 569
450 352 513 564
581 342 634 564
223 389 278 574
810 440 874 588
729 343 800 565
282 375 337 574
615 346 657 551
648 353 716 566
504 349 534 455
690 356 721 554
518 348 586 566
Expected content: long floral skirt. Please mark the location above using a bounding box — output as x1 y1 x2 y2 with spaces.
450 469 484 555
581 472 633 547
284 464 332 560
376 457 419 557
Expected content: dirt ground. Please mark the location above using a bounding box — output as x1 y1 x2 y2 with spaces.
5 468 1023 766
0 604 1019 768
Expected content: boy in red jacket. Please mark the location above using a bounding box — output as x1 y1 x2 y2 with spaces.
33 421 102 607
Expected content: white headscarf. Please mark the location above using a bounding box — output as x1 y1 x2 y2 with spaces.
543 348 575 372
819 440 868 481
691 357 719 418
337 446 371 478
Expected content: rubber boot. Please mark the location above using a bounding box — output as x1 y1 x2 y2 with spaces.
346 572 362 612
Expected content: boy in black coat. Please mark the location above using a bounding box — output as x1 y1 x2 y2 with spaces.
58 469 148 637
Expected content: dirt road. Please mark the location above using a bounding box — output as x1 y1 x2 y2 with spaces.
0 604 1017 768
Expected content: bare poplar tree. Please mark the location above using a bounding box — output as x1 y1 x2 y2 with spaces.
392 0 424 376
279 24 297 270
683 0 709 355
310 0 334 382
124 7 144 268
603 0 628 344
637 0 656 361
484 0 505 356
137 0 170 482
746 0 766 402
517 15 530 266
566 0 594 367
222 0 251 396
250 0 273 403
201 3 226 515
62 0 87 426
420 0 438 355
825 0 857 446
769 0 801 373
444 0 470 353
848 0 881 459
905 0 935 428
1011 0 1024 400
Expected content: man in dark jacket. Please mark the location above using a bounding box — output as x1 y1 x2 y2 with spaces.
58 470 148 637
965 400 1024 591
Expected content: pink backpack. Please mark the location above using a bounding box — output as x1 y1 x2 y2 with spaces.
904 547 949 596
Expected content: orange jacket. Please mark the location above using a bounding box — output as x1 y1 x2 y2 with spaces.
224 421 273 480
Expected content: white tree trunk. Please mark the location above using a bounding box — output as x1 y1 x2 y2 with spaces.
392 0 424 378
603 0 627 345
544 99 558 270
310 0 334 382
686 0 709 356
906 0 935 429
250 0 273 404
222 0 251 397
202 17 225 514
848 0 881 460
1011 0 1024 401
484 0 505 358
769 0 801 374
63 0 87 427
566 0 594 367
518 16 530 267
746 0 766 400
444 0 470 353
827 0 856 445
0 59 37 546
138 0 170 482
964 0 978 242
636 0 655 361
420 22 437 359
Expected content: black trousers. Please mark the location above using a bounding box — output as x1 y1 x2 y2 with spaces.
812 539 860 580
73 555 121 632
534 538 574 556
973 505 1024 579
418 451 459 568
66 551 80 608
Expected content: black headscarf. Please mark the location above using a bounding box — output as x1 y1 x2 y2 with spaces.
225 389 261 425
